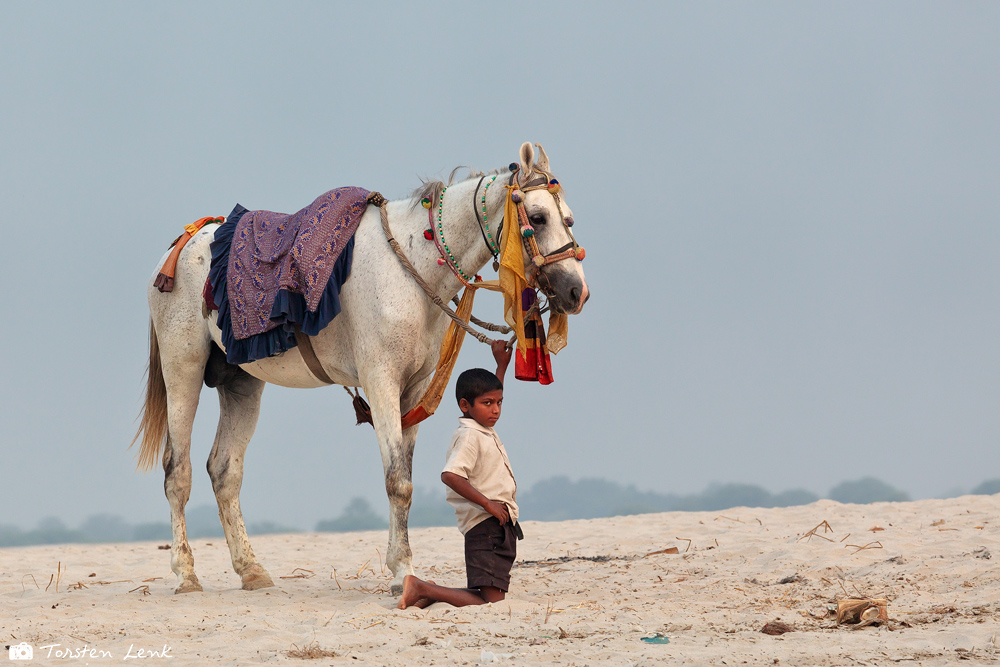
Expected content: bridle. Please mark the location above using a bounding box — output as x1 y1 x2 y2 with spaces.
503 163 585 294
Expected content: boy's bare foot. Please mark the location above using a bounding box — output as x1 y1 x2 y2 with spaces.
397 575 424 609
412 579 437 608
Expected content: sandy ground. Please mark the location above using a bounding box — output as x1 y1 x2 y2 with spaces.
2 496 999 666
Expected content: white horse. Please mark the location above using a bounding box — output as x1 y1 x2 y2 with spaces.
133 142 589 594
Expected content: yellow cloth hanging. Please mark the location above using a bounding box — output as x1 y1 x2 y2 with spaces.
499 188 569 355
401 285 477 430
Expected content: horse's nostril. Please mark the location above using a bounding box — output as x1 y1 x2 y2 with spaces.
570 287 580 304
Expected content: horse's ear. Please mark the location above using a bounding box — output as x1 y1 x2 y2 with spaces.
518 142 535 184
534 143 550 173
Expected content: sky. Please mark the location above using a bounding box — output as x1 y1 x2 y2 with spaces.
1 2 997 530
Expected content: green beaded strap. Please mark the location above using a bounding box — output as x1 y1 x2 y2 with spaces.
480 174 500 255
434 186 474 284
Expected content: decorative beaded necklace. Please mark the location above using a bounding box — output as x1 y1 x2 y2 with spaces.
432 185 475 285
422 175 504 286
478 174 500 256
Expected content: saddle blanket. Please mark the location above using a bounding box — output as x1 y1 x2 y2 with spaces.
209 186 371 365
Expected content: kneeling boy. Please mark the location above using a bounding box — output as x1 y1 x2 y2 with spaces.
398 341 521 608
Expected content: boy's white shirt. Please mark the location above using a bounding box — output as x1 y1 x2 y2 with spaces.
442 417 519 534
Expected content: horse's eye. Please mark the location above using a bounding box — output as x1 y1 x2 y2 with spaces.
529 214 546 226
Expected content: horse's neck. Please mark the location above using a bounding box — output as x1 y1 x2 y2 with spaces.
387 176 505 303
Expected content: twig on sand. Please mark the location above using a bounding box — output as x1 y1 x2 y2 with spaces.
21 574 39 594
715 515 744 523
284 642 337 659
128 585 151 596
279 568 315 580
846 541 883 555
676 537 692 553
376 548 386 575
358 583 390 595
45 562 64 593
347 613 386 625
798 521 834 542
644 547 679 557
544 599 555 624
332 569 342 590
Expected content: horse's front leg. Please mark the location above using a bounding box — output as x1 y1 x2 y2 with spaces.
365 377 419 595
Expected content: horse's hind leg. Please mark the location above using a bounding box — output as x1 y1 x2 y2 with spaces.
161 351 210 594
206 367 273 591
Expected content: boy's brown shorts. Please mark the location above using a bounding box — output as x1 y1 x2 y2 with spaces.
465 516 519 592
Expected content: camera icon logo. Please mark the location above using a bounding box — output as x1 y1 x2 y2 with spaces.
8 643 33 660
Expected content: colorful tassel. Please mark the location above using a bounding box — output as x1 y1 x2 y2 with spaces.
547 179 561 194
575 247 586 261
509 162 519 172
532 255 546 268
421 197 432 209
437 258 446 266
511 190 523 204
564 215 574 227
521 226 534 238
423 229 433 240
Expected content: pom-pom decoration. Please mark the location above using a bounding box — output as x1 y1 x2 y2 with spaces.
421 197 432 209
474 275 483 283
423 229 433 240
521 226 535 238
564 215 574 227
508 162 519 172
436 258 446 266
532 255 546 268
575 247 586 261
547 179 561 194
510 190 523 204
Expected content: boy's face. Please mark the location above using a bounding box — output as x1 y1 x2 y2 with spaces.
459 389 504 429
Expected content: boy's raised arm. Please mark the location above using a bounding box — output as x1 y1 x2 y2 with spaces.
492 340 513 385
441 471 510 525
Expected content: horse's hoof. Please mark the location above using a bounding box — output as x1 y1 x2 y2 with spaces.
175 577 203 594
241 570 275 591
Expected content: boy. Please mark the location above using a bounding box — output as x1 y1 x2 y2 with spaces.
398 341 521 609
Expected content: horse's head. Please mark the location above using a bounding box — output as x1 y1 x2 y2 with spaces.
511 141 590 314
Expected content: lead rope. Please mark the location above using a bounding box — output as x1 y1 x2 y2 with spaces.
372 192 508 346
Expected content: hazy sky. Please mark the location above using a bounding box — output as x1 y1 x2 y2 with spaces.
1 2 997 530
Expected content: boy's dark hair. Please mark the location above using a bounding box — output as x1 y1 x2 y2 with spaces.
456 368 503 408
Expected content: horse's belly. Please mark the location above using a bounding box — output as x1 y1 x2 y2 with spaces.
205 318 354 389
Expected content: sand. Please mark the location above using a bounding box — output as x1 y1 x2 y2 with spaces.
2 496 999 666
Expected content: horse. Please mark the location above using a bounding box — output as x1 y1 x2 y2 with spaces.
132 141 589 595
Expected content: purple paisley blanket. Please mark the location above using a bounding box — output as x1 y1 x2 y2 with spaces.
228 187 370 340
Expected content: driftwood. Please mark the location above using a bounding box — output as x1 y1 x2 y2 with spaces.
836 598 888 626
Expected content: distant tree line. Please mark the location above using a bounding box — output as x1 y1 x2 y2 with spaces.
2 477 998 547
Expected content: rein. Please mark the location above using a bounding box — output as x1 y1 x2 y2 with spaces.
374 192 508 346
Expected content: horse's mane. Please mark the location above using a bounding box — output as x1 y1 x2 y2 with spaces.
409 165 512 210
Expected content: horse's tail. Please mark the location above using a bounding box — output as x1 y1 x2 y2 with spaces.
131 320 168 472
